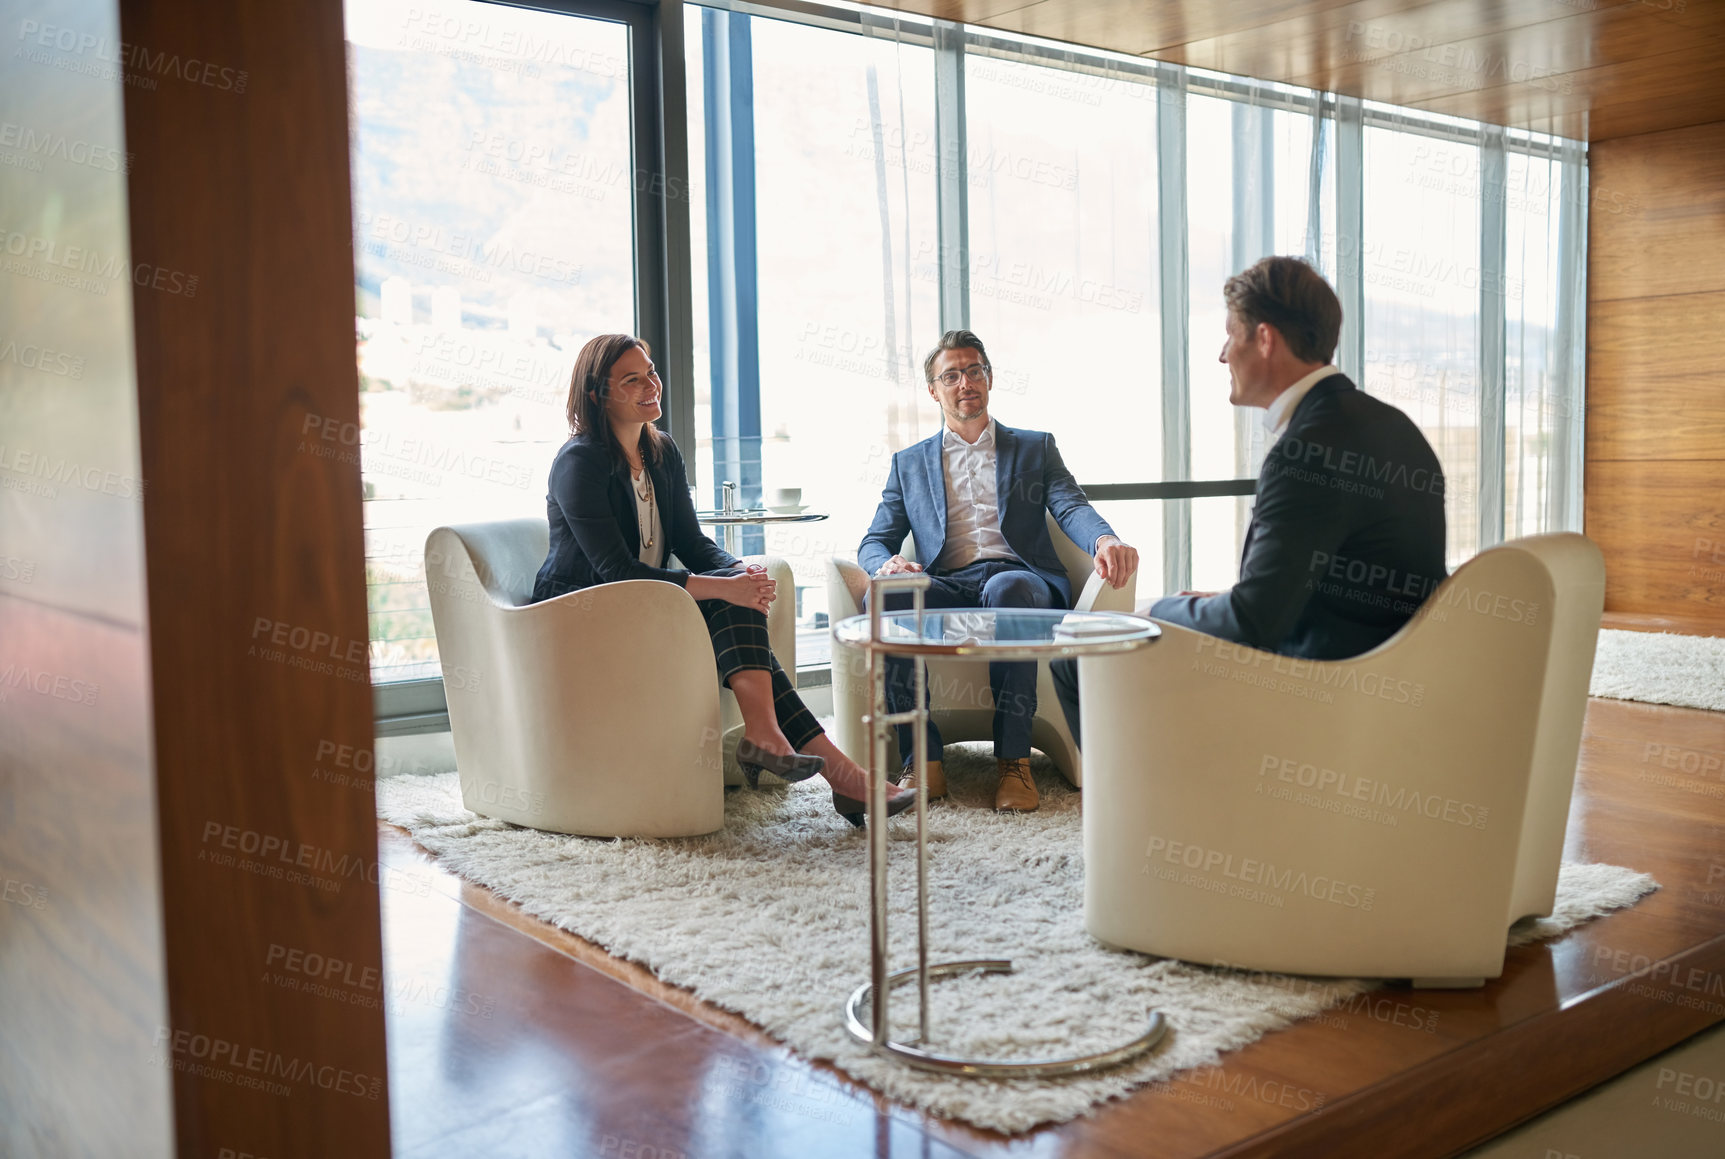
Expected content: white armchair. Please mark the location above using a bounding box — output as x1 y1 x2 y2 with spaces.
1080 533 1606 986
826 512 1136 786
423 519 801 837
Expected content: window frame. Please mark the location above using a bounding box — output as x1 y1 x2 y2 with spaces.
370 0 692 728
684 0 1587 592
372 0 1587 727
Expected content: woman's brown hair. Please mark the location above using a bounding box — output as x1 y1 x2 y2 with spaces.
566 333 664 472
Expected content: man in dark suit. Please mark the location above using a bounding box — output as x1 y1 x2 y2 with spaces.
1053 256 1447 745
859 329 1139 812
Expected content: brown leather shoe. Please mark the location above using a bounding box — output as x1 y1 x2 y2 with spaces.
899 759 947 801
994 758 1039 813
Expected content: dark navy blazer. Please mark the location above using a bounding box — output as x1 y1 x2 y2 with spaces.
857 422 1115 608
1149 374 1448 660
530 430 735 603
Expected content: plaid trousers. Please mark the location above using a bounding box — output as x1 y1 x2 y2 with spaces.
695 572 823 750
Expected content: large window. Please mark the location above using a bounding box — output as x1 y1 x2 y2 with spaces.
1502 144 1585 540
349 0 1588 701
1362 124 1484 565
347 0 639 684
683 7 1585 665
1185 90 1323 590
685 7 941 668
963 48 1164 590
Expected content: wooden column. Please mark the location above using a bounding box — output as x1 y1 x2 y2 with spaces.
121 0 391 1153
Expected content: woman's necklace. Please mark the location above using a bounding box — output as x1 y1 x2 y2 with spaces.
631 463 655 550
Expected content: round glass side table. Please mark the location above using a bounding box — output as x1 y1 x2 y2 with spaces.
833 578 1168 1077
694 509 827 555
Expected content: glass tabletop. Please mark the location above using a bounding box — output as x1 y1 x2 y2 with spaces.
694 510 829 524
833 607 1159 659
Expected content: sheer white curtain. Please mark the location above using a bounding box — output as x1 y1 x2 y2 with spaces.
685 5 942 649
962 36 1164 580
682 3 1589 609
1185 78 1325 590
1503 137 1587 541
1170 75 1586 583
1360 111 1484 567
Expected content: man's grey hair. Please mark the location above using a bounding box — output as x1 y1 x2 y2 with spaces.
922 329 990 383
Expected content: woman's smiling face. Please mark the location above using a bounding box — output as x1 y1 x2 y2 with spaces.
603 344 662 426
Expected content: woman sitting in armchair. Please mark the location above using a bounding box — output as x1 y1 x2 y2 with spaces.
532 333 911 827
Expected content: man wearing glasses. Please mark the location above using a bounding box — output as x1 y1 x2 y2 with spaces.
858 329 1138 812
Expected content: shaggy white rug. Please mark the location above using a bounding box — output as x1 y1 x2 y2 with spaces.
1590 629 1725 713
377 747 1657 1134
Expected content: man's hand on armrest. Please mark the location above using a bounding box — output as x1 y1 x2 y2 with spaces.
1092 535 1139 590
875 555 924 576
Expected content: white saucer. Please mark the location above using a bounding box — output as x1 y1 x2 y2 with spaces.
768 504 809 514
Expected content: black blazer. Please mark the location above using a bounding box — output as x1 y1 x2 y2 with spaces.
530 430 736 602
1150 373 1448 660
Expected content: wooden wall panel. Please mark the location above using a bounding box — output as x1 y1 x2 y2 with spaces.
1162 0 1568 82
120 0 391 1154
1408 41 1725 143
888 0 1725 141
1287 6 1721 109
1586 292 1725 462
1589 121 1725 303
1582 89 1725 147
1585 120 1725 624
1584 461 1725 620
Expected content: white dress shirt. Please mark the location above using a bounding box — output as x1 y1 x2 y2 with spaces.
934 420 1019 571
1263 365 1343 437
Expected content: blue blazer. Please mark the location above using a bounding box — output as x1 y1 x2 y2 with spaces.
531 430 736 603
857 422 1115 608
1149 374 1448 660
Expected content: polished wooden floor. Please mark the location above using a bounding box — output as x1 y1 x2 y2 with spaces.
379 680 1725 1157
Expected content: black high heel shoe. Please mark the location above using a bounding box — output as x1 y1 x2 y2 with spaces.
832 783 917 828
736 738 825 789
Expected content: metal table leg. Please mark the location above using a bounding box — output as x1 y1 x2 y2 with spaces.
720 480 740 557
845 963 1167 1077
849 576 1169 1078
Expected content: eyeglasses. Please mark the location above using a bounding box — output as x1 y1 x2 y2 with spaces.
935 363 990 388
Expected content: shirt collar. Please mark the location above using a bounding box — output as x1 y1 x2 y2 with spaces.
1263 366 1341 436
943 418 996 450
